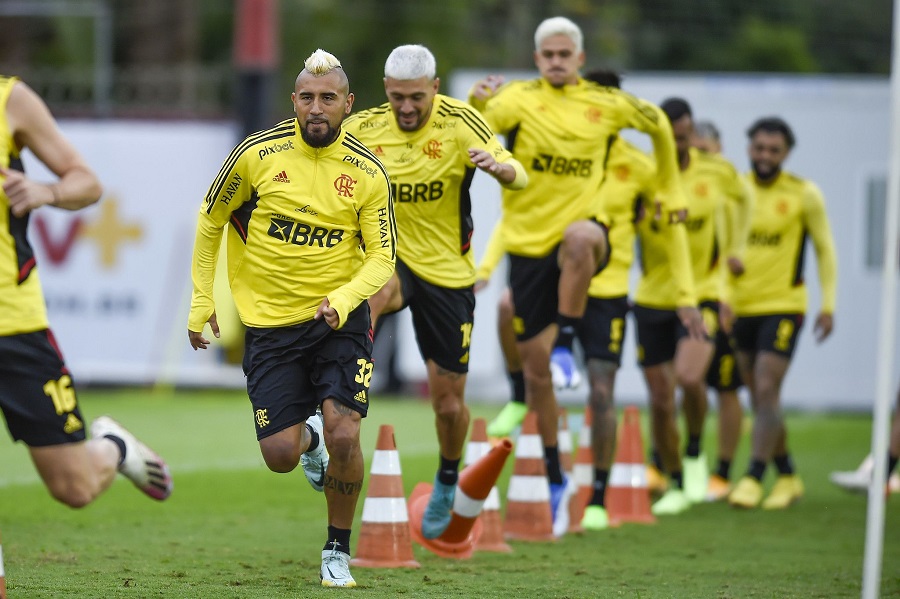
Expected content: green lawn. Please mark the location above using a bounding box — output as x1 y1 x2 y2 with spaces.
0 388 896 598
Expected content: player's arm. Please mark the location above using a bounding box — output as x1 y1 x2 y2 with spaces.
803 182 838 341
722 167 753 275
661 204 705 338
2 80 102 216
327 179 397 329
188 151 252 347
475 220 506 290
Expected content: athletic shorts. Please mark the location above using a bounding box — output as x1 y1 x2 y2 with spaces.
242 304 373 441
632 304 713 367
0 329 87 446
508 221 610 342
699 300 743 392
395 259 474 373
577 296 630 365
732 313 805 359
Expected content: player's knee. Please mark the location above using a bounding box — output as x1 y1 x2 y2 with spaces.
260 440 300 473
49 480 97 509
325 426 360 463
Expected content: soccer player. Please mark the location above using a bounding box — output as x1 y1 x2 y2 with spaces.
342 44 526 540
187 50 396 587
633 97 750 514
727 117 837 510
470 16 687 535
690 120 748 502
0 76 173 509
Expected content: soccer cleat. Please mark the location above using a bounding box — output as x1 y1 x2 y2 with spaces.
651 488 691 515
762 474 804 510
728 476 763 509
486 401 528 438
91 416 172 501
580 505 610 531
550 347 582 390
646 464 669 497
829 455 900 494
549 475 575 537
301 411 329 492
682 455 709 503
421 477 456 539
705 474 731 502
320 548 356 588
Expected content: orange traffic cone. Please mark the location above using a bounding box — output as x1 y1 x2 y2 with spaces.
558 408 584 533
409 439 513 558
606 406 656 526
351 425 420 568
502 411 555 541
465 418 513 553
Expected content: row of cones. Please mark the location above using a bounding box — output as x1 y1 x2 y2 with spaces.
352 405 654 567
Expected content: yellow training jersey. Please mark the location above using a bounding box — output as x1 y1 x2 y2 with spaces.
730 170 837 316
0 75 50 336
470 77 685 258
344 94 522 288
189 119 397 331
587 138 657 299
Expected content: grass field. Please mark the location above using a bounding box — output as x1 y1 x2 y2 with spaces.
1 388 897 598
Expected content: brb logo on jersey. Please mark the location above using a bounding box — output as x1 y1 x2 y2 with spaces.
334 174 356 197
423 140 442 159
268 215 345 248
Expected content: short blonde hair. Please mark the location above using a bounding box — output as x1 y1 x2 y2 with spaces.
534 17 583 53
384 45 436 80
304 49 343 76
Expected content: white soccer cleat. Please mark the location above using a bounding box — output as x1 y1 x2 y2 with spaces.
829 454 900 494
550 347 582 390
91 416 172 501
301 411 329 492
320 548 356 587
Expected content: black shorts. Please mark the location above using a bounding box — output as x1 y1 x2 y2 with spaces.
242 304 373 441
0 329 87 446
577 296 630 365
632 304 713 367
733 313 805 360
395 259 474 373
509 222 610 342
699 300 743 392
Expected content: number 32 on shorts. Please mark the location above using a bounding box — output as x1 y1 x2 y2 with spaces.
355 359 374 388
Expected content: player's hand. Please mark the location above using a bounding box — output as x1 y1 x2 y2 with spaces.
726 256 745 276
468 148 508 179
677 306 708 340
814 312 833 343
188 312 220 350
718 301 735 335
315 298 340 329
474 278 488 293
1 166 54 217
471 75 504 101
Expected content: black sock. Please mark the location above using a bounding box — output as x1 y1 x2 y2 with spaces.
748 459 767 481
305 421 320 453
103 434 127 466
773 454 795 475
510 370 526 405
889 455 899 479
544 446 563 484
685 435 701 458
555 315 579 350
671 471 684 490
437 456 460 486
590 469 610 506
324 525 351 555
716 459 732 480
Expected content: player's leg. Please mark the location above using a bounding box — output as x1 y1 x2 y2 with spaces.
487 287 527 437
674 334 715 503
707 389 742 500
366 270 404 330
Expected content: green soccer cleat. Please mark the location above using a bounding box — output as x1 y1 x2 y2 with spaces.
651 488 691 516
580 505 610 531
682 455 710 504
486 401 528 438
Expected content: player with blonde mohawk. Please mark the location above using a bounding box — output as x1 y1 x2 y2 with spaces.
188 48 396 588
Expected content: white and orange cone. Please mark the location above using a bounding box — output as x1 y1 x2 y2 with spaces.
558 408 583 534
409 439 514 558
607 406 656 526
571 405 595 529
351 424 420 568
502 411 555 541
465 418 513 553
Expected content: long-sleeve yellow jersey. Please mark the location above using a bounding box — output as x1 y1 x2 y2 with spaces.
470 77 686 258
344 94 524 288
0 75 49 335
730 170 837 316
188 119 397 331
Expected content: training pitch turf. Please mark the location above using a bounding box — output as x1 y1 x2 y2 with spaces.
0 388 897 598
